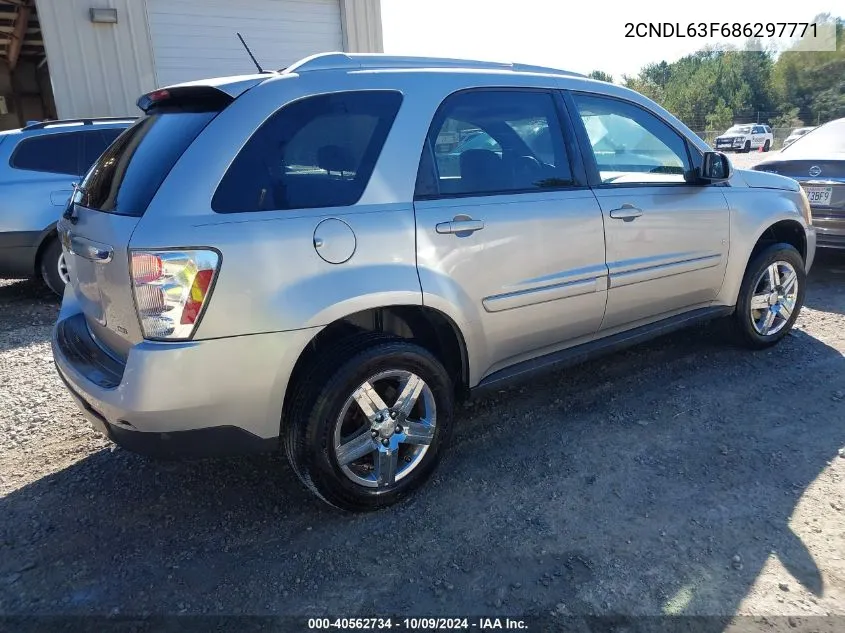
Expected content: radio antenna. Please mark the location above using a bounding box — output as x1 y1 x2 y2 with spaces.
237 32 267 74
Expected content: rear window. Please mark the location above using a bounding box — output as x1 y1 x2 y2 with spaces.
212 91 403 213
10 132 81 175
80 128 125 171
76 112 216 216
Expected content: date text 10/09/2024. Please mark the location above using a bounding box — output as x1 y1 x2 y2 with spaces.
624 22 819 38
307 618 528 630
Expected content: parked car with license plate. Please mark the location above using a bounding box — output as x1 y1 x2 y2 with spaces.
0 118 133 294
753 117 844 250
52 53 815 511
714 124 773 153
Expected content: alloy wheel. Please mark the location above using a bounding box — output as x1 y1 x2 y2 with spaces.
749 261 798 336
333 369 436 489
57 253 70 284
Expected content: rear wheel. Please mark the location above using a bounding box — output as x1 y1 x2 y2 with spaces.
763 140 771 152
733 243 805 349
285 336 454 511
39 237 68 297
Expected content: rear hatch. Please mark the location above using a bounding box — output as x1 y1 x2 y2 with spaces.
59 83 253 357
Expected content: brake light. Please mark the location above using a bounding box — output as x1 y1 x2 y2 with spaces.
130 249 220 340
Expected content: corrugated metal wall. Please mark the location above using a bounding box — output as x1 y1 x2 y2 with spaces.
36 0 157 119
147 0 344 87
36 0 383 119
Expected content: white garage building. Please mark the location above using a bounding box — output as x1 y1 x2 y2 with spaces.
0 0 382 126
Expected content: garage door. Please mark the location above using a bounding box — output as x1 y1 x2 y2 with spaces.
146 0 343 87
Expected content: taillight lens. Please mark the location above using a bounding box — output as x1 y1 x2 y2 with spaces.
130 249 220 340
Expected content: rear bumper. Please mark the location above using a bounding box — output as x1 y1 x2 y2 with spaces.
52 310 322 458
55 366 276 458
0 230 41 278
813 217 845 250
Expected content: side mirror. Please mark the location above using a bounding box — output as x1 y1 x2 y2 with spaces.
699 151 733 183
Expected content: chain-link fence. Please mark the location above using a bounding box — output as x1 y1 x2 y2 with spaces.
691 127 797 149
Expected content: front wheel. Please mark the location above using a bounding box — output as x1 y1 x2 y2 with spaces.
733 243 805 349
743 140 752 153
285 337 454 511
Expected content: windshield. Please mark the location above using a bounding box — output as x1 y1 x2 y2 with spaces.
727 125 751 134
782 119 845 154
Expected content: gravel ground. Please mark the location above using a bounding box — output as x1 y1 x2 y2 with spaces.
1 198 844 623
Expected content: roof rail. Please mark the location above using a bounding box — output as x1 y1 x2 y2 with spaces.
22 116 137 131
283 53 585 78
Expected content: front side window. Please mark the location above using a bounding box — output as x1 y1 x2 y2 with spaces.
10 132 80 175
572 93 691 185
213 91 403 213
417 90 574 198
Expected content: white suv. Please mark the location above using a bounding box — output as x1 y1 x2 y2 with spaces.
714 124 773 153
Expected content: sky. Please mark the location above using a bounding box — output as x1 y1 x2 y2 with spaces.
381 0 839 80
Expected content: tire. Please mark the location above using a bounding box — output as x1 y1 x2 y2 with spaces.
763 140 771 152
733 243 805 349
285 335 454 511
39 237 67 297
743 140 751 153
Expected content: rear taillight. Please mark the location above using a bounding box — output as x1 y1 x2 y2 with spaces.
130 249 220 340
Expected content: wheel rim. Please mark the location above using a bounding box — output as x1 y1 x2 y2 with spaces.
333 369 436 489
57 253 70 284
749 261 798 336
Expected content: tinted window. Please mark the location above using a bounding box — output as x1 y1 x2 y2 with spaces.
213 91 403 213
77 112 215 216
81 129 125 172
572 94 691 185
418 90 574 198
10 132 80 175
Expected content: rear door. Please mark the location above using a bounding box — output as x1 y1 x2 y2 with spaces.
414 89 608 377
61 110 219 357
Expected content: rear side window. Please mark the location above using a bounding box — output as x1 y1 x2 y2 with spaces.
212 91 403 213
77 112 216 216
10 132 81 175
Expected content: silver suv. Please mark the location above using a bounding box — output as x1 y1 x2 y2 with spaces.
0 118 133 294
52 54 816 511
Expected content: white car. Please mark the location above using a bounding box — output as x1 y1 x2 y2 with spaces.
714 124 773 153
782 126 815 149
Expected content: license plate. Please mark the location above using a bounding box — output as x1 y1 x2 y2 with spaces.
804 186 832 206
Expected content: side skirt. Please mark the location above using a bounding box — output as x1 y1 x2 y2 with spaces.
473 305 734 393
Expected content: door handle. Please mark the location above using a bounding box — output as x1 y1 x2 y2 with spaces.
435 219 485 235
69 235 113 263
609 204 643 221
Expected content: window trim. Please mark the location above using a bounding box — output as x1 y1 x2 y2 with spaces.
414 87 588 202
563 90 705 190
9 131 83 176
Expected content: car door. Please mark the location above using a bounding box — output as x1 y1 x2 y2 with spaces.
414 89 608 377
567 92 730 332
751 126 763 148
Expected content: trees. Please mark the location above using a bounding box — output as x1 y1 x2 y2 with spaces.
622 14 843 131
588 70 613 83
